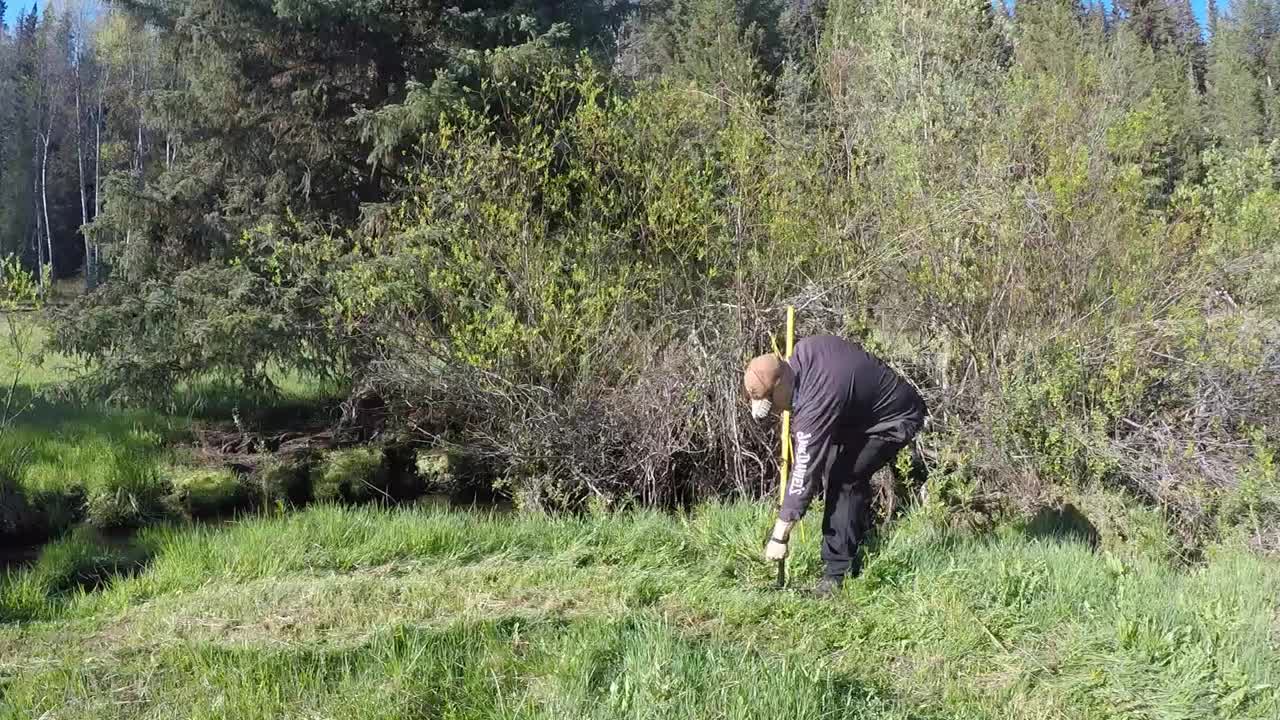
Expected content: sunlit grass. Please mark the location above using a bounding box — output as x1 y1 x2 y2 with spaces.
0 312 342 540
1 500 1277 719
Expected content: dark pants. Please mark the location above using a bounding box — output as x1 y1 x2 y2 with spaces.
820 435 913 578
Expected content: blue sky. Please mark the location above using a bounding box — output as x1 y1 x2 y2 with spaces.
4 1 37 30
997 1 1210 26
4 1 36 30
3 1 1214 39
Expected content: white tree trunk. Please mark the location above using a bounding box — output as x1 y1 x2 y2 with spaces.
76 53 90 287
31 142 44 294
132 60 145 176
40 129 55 284
95 10 107 221
93 50 108 288
77 103 88 228
130 63 139 173
94 88 102 217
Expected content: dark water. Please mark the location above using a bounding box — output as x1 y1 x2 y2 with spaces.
0 543 42 572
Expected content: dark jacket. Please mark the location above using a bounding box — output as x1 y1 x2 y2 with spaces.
780 335 926 521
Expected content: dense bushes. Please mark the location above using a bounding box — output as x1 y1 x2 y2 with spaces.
357 5 1274 542
45 1 1280 545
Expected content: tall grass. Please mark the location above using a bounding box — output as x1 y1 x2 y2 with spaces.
1 498 1276 719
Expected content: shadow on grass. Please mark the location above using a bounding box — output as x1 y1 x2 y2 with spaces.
163 378 346 429
2 390 180 546
0 526 158 623
10 396 184 451
0 479 85 549
13 375 343 429
45 528 158 595
0 370 346 525
1020 502 1100 550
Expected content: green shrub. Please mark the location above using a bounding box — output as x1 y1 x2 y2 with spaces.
311 447 387 504
1220 431 1280 539
412 447 489 499
165 467 243 518
252 455 311 507
83 456 167 530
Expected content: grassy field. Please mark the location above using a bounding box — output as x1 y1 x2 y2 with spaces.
3 314 1280 719
1 499 1278 719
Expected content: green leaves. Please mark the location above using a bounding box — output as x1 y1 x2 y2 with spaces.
0 255 38 311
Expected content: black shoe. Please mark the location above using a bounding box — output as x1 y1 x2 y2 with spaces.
814 575 844 598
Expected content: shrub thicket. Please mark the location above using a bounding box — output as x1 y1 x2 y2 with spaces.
42 1 1280 544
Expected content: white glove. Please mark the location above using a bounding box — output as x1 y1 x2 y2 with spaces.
764 538 789 561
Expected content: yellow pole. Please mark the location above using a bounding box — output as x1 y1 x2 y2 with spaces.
780 306 794 504
776 306 795 588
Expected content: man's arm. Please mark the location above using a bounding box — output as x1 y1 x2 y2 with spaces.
764 421 835 559
781 424 834 522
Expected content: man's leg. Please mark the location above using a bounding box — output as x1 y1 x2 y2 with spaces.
820 436 906 580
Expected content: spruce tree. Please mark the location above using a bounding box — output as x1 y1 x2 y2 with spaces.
1170 0 1207 91
0 4 37 264
1205 5 1265 147
0 0 12 257
1115 0 1173 48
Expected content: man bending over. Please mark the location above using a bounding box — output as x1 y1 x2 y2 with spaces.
744 335 927 596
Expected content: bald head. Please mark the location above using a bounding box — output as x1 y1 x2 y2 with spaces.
743 353 794 419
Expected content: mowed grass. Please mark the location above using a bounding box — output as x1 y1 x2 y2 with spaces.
2 498 1278 720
